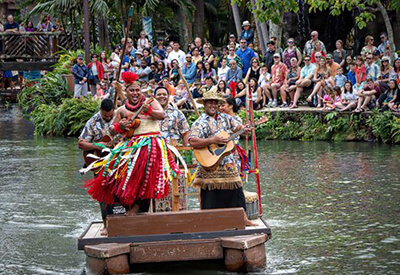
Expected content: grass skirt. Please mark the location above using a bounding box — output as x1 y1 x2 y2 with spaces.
84 133 181 207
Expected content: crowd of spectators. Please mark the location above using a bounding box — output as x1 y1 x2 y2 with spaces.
84 24 397 113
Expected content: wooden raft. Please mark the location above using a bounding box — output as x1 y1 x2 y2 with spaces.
106 208 246 237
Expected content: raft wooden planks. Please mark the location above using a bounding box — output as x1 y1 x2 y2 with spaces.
107 208 245 237
130 239 223 263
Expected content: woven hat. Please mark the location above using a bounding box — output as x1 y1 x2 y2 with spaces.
197 87 225 104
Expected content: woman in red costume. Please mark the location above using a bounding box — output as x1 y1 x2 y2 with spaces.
82 72 182 215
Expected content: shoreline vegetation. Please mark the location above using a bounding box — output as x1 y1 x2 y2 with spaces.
16 72 400 144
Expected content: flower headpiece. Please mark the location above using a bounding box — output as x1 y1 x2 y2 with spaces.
121 71 139 87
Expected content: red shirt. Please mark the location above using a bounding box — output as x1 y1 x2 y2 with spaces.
311 51 327 63
271 62 288 84
355 65 366 84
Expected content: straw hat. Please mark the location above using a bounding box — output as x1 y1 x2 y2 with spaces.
197 87 225 104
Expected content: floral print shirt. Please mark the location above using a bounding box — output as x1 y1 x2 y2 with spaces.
189 112 241 166
160 104 190 144
79 111 112 143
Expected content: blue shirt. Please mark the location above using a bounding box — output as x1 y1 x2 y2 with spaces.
236 47 256 75
182 62 196 84
348 71 356 86
334 74 347 88
72 64 88 84
122 55 130 72
300 63 316 79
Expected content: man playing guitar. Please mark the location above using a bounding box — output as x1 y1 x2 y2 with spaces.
189 90 256 226
83 72 181 221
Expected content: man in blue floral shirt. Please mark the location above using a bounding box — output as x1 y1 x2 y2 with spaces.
155 86 190 145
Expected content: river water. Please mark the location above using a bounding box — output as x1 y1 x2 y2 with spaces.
0 105 399 275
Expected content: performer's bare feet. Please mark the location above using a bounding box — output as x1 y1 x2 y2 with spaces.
100 226 108 236
245 217 258 226
125 204 140 216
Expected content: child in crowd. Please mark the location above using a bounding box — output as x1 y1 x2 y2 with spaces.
94 83 108 100
322 86 335 110
323 70 336 88
339 81 358 111
353 56 366 93
334 67 347 88
347 63 356 86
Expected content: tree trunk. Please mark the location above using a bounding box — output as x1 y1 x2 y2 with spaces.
193 0 205 39
376 2 396 61
231 1 242 38
251 0 266 55
260 22 269 44
269 13 284 49
177 4 192 50
103 17 111 51
98 17 105 50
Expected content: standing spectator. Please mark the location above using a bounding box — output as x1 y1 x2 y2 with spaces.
24 21 35 32
265 53 288 107
333 39 346 67
218 58 230 82
72 54 88 98
361 36 376 58
283 38 302 68
87 53 104 96
37 15 55 32
326 54 340 77
262 41 278 73
4 14 19 32
153 38 165 53
244 57 261 84
290 56 316 108
225 59 243 86
191 47 202 65
182 54 196 84
167 42 186 68
136 59 151 82
239 20 254 45
203 43 216 68
227 34 239 50
303 30 326 57
99 51 110 81
365 54 380 82
137 31 149 51
226 47 243 69
311 41 326 63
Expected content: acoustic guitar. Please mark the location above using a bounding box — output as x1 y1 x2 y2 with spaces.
83 97 154 169
193 116 268 170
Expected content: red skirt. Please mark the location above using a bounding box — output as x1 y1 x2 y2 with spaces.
84 133 181 207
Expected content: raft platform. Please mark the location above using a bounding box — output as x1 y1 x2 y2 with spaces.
78 208 271 274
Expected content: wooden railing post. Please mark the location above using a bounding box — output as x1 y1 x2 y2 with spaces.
170 139 180 212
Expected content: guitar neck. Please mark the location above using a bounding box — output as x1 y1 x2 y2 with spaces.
228 127 247 141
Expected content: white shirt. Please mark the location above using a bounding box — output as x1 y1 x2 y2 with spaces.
218 66 230 81
167 50 186 67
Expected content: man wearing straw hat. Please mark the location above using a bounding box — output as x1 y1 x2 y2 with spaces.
189 90 256 226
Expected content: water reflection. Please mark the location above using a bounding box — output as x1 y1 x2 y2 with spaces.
0 105 399 274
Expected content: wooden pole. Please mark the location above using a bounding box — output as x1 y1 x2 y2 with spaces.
113 5 134 109
170 139 180 212
83 0 90 64
176 66 200 117
247 86 262 215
